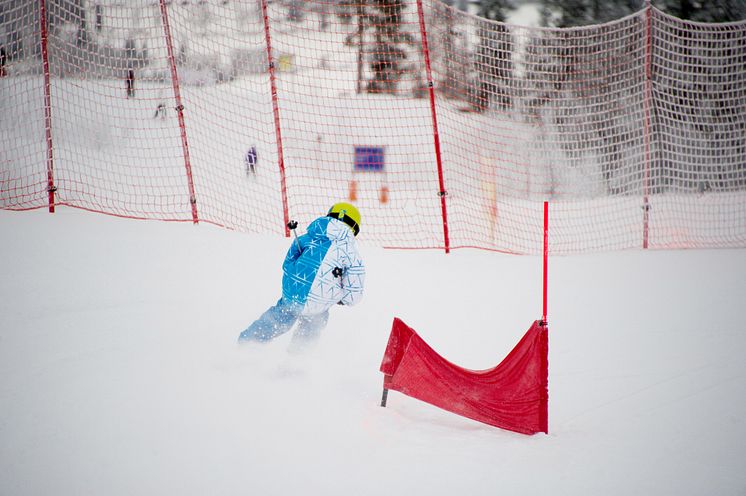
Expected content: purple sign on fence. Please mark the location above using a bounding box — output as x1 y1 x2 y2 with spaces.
354 146 384 172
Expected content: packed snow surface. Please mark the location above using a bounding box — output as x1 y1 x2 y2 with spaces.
1 208 745 495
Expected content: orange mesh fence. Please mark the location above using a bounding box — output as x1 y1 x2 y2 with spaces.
1 2 744 253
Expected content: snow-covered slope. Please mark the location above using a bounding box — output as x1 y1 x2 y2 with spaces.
1 208 744 495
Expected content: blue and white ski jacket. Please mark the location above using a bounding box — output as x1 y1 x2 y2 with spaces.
282 216 365 315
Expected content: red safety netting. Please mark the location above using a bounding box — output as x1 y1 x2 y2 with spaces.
380 317 548 435
1 2 744 253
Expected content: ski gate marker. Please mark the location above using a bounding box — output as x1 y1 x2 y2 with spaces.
379 202 550 435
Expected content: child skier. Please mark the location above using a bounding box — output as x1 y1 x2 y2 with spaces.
238 202 365 349
244 146 257 176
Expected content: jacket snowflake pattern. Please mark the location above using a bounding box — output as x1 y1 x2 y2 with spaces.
282 216 365 315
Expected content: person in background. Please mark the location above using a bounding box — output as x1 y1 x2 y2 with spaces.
154 102 167 119
125 68 135 98
0 46 7 78
245 146 257 176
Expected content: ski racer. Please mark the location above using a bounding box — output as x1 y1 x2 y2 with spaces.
238 202 365 349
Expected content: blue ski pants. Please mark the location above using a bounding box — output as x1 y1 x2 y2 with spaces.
238 297 329 345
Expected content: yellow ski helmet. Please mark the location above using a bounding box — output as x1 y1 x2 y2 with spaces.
327 202 361 236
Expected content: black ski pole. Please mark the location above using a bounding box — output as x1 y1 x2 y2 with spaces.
287 220 301 251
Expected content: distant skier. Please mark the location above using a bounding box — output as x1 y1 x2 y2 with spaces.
125 68 135 98
238 202 365 350
0 46 6 78
154 102 167 119
244 146 257 176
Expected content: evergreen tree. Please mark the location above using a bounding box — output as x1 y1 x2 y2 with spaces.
653 0 746 22
651 5 746 191
524 0 745 194
477 0 512 22
366 0 415 94
521 12 648 194
472 0 514 111
344 0 415 95
544 0 746 25
427 0 469 100
543 0 640 27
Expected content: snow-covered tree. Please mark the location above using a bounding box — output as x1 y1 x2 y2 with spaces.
471 0 514 111
366 0 415 94
542 0 640 27
653 0 746 23
344 0 417 95
521 15 648 195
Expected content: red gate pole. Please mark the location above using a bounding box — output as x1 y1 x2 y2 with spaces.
40 0 56 213
642 1 653 249
159 0 198 224
542 201 548 325
261 0 291 237
416 0 450 253
540 200 549 433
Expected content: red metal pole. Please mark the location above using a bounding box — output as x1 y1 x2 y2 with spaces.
159 0 198 224
541 200 549 432
416 0 450 253
542 201 548 324
261 0 291 237
40 0 56 213
642 3 653 249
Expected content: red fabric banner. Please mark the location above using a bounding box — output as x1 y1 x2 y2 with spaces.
380 318 548 435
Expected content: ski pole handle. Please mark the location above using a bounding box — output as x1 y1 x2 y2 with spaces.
332 266 344 292
287 220 301 250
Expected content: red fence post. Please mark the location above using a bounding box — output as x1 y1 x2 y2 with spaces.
159 0 198 224
642 2 653 249
542 201 548 324
40 0 56 213
416 0 450 254
261 0 291 237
